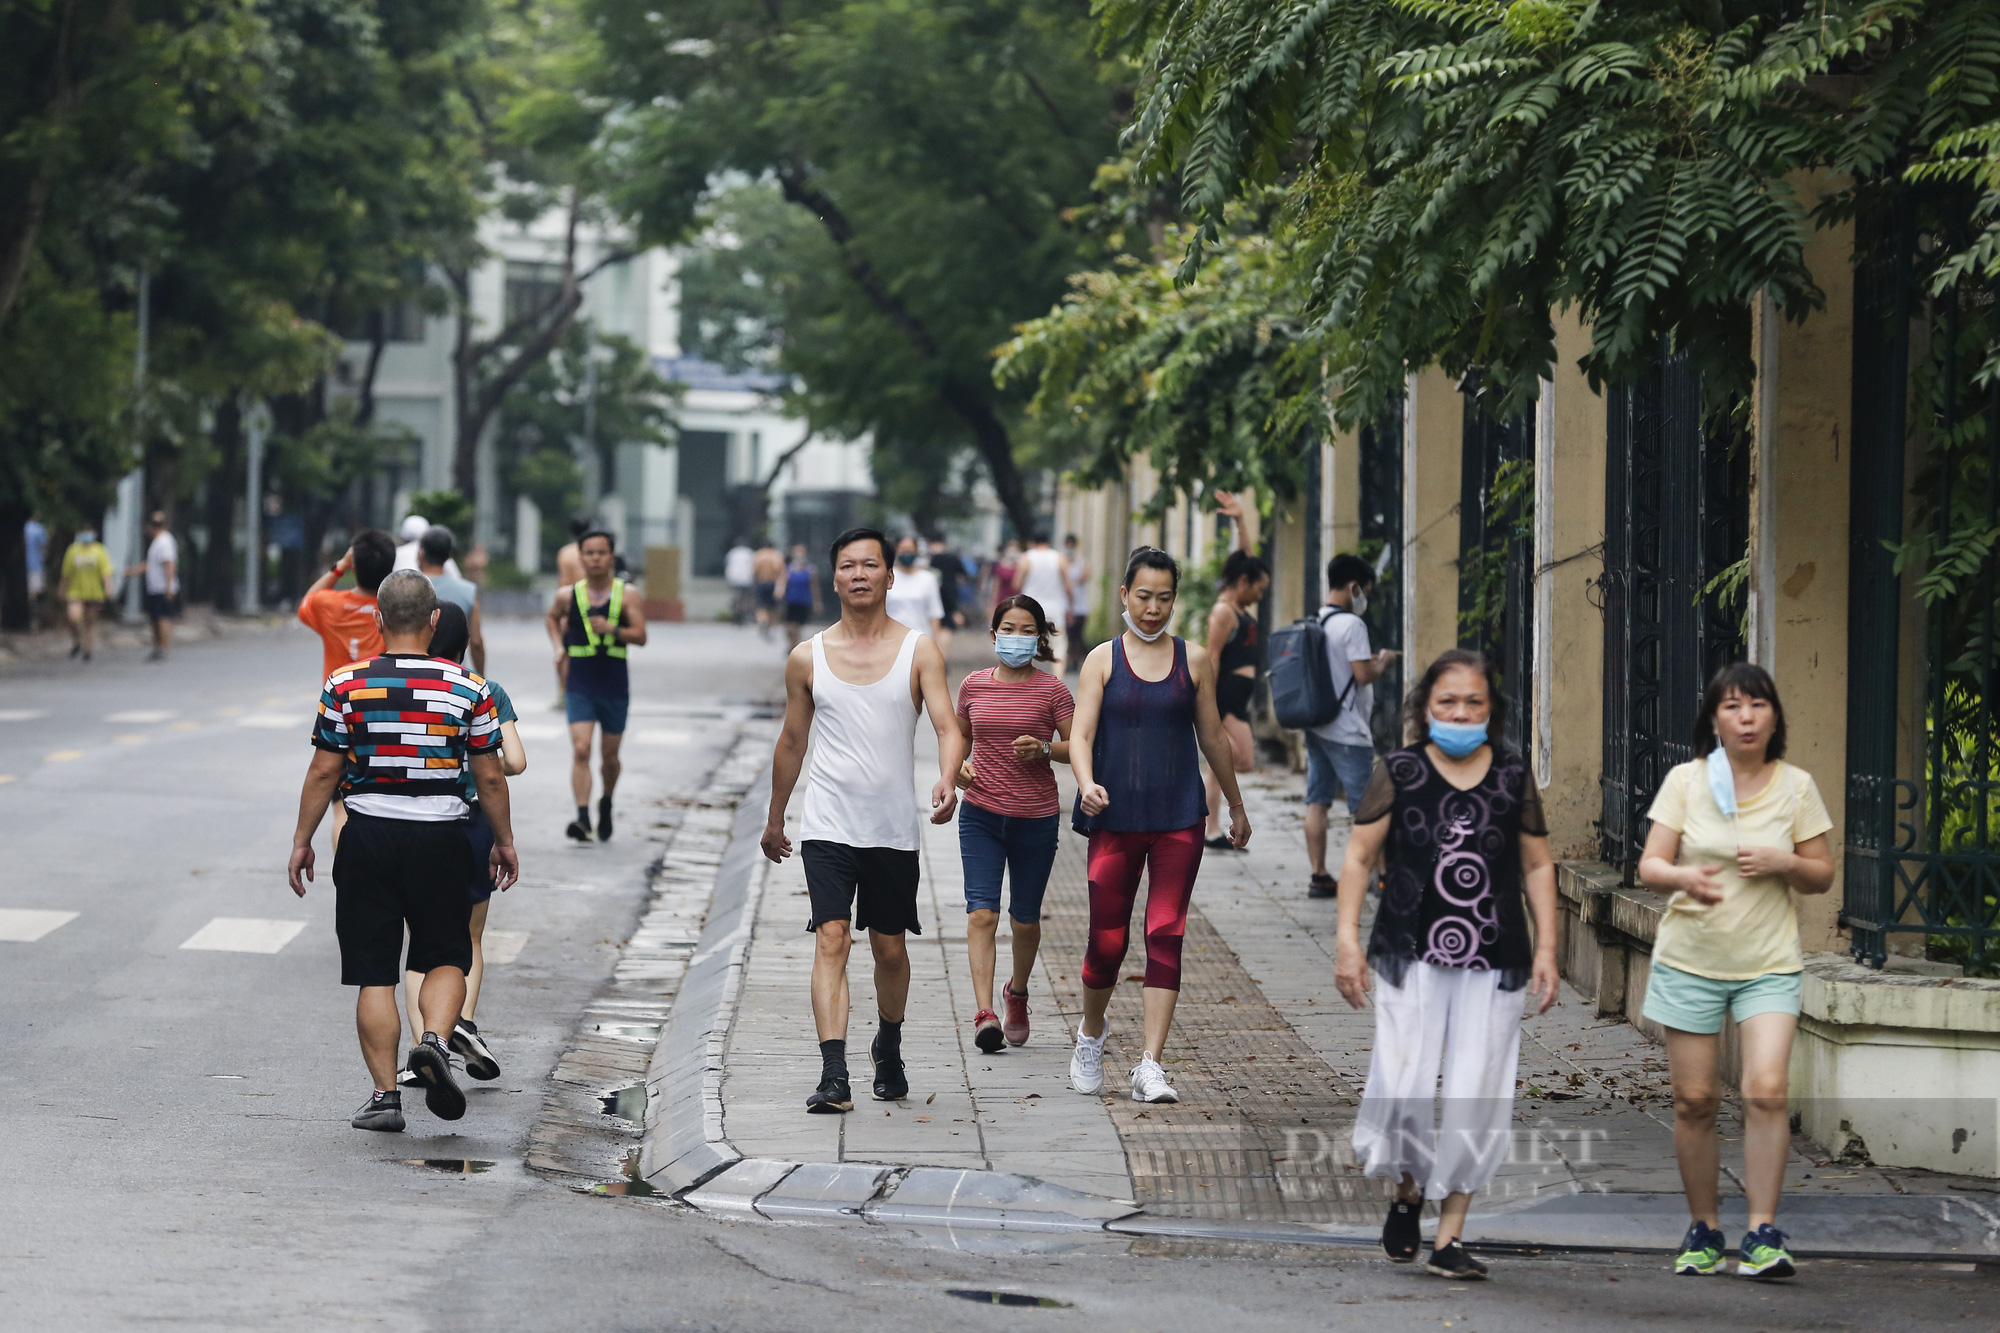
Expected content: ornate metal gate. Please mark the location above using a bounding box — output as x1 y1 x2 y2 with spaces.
1599 348 1749 876
1359 403 1404 749
1457 388 1534 758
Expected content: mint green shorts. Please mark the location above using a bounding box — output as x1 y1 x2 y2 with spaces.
1640 961 1801 1035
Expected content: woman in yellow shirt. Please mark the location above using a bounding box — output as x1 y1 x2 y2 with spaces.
59 528 118 661
1637 663 1834 1281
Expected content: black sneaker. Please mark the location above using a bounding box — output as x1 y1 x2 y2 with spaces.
1424 1241 1488 1280
565 817 591 843
450 1019 500 1081
1307 874 1337 899
870 1034 908 1101
597 797 614 842
805 1075 853 1114
395 1066 419 1088
1382 1198 1422 1262
352 1089 405 1132
406 1033 466 1120
1204 834 1235 851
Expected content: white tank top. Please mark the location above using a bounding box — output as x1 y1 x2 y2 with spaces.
797 629 922 850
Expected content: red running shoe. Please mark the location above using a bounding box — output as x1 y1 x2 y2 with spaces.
1002 983 1031 1047
973 1009 1004 1054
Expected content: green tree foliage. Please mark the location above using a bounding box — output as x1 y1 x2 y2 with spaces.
588 0 1124 535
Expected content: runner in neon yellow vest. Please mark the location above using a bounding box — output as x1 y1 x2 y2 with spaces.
545 530 648 842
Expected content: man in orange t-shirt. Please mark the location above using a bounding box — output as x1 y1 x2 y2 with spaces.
298 529 397 678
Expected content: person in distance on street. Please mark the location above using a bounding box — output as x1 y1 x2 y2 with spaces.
1067 547 1250 1106
1305 553 1398 898
1637 664 1832 1281
298 529 397 844
1201 549 1270 850
951 595 1073 1054
1333 649 1559 1280
761 527 965 1113
780 543 818 650
546 529 646 843
287 572 519 1133
394 604 526 1088
58 526 116 661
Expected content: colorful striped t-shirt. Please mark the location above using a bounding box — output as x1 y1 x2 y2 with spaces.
313 653 500 821
955 666 1075 818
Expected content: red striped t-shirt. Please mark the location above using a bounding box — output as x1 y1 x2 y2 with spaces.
956 667 1075 818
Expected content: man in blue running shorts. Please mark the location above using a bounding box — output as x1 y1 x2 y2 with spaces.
545 530 647 841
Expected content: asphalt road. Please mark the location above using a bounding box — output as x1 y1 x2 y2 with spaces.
0 618 1992 1330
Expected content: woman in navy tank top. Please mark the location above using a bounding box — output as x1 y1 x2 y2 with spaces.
1066 547 1251 1104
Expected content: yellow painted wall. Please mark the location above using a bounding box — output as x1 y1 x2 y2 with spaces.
1404 368 1465 680
1540 315 1610 860
1755 212 1855 954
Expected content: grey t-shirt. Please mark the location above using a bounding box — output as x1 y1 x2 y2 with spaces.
1308 607 1374 748
426 571 478 619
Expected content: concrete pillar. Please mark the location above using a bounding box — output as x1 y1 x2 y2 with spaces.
1537 314 1609 860
1328 425 1362 564
1402 367 1464 684
1751 209 1856 953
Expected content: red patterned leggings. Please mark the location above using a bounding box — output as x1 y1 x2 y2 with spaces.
1081 824 1205 992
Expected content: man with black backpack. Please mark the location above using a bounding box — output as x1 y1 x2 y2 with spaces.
1270 553 1398 898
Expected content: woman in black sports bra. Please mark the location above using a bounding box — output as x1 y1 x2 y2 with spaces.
1203 549 1270 849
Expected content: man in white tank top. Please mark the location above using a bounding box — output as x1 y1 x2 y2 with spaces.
762 526 965 1113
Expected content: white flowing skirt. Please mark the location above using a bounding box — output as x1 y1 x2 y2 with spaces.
1351 960 1524 1200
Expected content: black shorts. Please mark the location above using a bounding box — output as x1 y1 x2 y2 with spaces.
783 601 811 625
332 813 476 986
143 591 181 621
466 805 496 905
754 581 778 610
802 840 921 935
1217 671 1256 722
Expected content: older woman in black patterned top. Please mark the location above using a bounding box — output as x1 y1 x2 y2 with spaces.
1332 649 1560 1281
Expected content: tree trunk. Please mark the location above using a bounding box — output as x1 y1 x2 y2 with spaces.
205 392 243 613
0 500 30 632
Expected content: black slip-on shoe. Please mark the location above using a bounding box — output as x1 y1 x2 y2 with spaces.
1382 1199 1422 1262
805 1075 853 1114
597 797 614 842
407 1034 466 1121
1425 1242 1488 1280
352 1090 405 1132
565 818 592 843
450 1019 500 1081
1307 874 1337 899
870 1035 909 1101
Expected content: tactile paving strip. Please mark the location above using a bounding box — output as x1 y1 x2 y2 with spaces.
1037 832 1394 1224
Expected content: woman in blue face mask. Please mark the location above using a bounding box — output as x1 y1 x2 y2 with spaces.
949 594 1074 1054
1331 649 1561 1281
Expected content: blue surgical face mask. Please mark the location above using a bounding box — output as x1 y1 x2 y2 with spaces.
1428 717 1488 759
896 552 916 567
1706 744 1738 818
76 530 97 545
994 634 1038 667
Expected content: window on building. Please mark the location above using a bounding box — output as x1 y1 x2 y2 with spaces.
505 261 568 327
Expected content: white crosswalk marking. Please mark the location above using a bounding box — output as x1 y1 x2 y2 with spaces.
236 714 307 730
180 918 307 953
0 710 48 722
105 710 176 724
0 909 79 942
484 930 530 965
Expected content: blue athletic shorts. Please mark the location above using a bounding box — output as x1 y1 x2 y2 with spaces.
1305 733 1376 814
958 802 1059 923
1640 960 1801 1035
565 688 628 735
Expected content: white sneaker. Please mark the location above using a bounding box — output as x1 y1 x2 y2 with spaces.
1131 1055 1178 1104
1069 1030 1106 1094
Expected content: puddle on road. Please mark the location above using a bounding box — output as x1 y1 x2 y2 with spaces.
599 1083 647 1125
593 1148 662 1197
399 1159 495 1175
947 1290 1073 1308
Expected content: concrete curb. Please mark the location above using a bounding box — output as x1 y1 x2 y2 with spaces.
631 761 2000 1259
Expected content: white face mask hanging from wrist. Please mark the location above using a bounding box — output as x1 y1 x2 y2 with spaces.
1122 610 1168 643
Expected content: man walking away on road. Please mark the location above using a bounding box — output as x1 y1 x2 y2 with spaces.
753 539 786 638
1016 533 1069 667
397 604 526 1086
762 527 965 1113
546 530 647 842
725 538 757 625
299 530 394 679
782 544 818 650
24 512 47 626
1305 553 1398 899
287 571 519 1132
884 536 944 639
124 512 180 662
419 525 484 675
1063 534 1091 675
393 514 462 578
59 527 116 661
